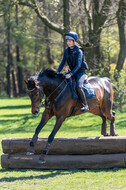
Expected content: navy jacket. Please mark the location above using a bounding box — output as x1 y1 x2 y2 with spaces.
57 45 88 76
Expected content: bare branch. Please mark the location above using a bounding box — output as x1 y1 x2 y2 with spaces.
17 0 64 35
100 0 111 15
16 0 35 8
83 0 92 32
99 0 111 27
83 0 90 20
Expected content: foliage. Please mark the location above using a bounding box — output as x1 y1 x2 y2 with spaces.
101 26 120 66
111 70 126 110
0 0 126 99
0 98 126 189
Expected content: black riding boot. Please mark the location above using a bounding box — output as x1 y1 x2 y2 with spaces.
77 87 89 111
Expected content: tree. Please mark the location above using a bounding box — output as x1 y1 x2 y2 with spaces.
115 0 126 72
16 4 23 95
17 0 70 48
82 0 113 72
0 0 125 97
5 10 11 97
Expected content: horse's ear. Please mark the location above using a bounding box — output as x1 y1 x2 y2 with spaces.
24 80 28 85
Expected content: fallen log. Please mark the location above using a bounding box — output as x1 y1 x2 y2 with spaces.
1 153 126 169
2 136 126 155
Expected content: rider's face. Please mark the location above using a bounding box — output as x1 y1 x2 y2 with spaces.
66 40 75 48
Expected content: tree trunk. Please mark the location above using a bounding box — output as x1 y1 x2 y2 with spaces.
115 0 126 72
17 60 23 95
83 0 111 73
6 11 11 97
63 0 71 49
16 4 23 95
2 137 126 155
42 0 54 65
12 70 18 97
86 32 101 73
34 16 39 71
44 26 54 65
85 17 102 74
63 0 71 33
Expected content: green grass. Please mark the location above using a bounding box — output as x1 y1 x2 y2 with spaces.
0 97 126 190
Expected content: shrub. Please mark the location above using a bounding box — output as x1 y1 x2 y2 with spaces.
111 70 126 110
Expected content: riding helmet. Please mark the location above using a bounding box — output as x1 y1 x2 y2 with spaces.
65 31 78 41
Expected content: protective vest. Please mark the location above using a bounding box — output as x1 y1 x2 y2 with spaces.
65 45 88 71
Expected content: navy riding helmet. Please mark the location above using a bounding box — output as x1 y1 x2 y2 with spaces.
65 31 78 41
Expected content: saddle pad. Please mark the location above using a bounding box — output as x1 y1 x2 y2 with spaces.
83 83 96 99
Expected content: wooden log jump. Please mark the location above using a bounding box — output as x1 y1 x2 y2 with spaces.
2 136 126 155
1 136 126 169
1 153 126 169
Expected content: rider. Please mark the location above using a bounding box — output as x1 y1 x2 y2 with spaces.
57 31 89 112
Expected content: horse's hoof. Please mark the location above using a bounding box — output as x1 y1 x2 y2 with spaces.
27 146 35 155
38 154 46 164
103 133 110 136
38 159 46 164
111 134 119 136
26 152 34 156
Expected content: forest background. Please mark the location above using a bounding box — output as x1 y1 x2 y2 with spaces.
0 0 126 109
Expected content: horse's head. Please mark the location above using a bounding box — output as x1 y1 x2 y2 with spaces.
25 78 44 115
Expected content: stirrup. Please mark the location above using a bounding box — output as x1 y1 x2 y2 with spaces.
80 105 89 112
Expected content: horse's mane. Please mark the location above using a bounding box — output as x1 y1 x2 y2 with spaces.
37 68 64 79
26 69 64 90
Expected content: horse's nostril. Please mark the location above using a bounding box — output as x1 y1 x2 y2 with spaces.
34 110 39 115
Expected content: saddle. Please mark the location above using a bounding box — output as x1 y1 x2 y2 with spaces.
69 77 96 99
83 83 96 99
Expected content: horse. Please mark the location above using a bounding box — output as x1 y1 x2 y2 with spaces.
25 69 117 163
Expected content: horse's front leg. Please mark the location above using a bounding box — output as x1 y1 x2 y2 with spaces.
27 109 53 155
39 116 65 163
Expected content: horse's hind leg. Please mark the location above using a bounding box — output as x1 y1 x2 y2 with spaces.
101 116 109 136
110 111 118 136
101 102 118 136
98 109 110 136
90 107 109 136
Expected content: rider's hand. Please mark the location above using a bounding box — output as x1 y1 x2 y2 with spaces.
65 73 71 79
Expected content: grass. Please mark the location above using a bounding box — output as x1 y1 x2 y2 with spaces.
0 97 126 190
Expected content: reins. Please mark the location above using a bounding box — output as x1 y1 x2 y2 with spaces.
46 78 68 102
26 78 69 108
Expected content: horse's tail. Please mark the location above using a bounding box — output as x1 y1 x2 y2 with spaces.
104 77 117 110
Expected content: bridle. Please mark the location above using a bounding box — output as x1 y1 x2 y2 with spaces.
26 87 44 109
26 78 69 109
